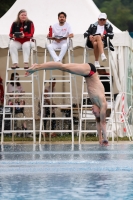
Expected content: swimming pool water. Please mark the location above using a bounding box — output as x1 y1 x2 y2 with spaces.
0 143 133 200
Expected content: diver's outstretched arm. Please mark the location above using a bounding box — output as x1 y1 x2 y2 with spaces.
25 62 90 77
25 62 63 76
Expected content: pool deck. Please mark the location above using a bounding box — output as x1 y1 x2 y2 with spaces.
2 141 133 145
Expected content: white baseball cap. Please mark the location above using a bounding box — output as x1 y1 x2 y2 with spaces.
98 13 107 19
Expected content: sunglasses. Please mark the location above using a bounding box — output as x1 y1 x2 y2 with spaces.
99 18 106 21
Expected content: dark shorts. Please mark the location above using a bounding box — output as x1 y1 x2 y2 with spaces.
84 63 96 77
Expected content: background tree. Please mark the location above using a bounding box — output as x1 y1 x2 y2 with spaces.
0 0 16 18
93 0 133 31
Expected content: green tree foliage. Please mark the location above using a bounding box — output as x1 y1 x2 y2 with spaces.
93 0 133 31
0 0 16 18
93 0 110 8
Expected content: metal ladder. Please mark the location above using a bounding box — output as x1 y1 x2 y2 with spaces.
1 39 41 144
39 38 79 144
79 38 114 143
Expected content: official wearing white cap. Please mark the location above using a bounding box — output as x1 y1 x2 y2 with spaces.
84 12 114 68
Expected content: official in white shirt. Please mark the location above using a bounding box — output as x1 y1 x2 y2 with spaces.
47 12 74 62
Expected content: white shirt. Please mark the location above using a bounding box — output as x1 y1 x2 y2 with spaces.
52 22 73 44
7 83 23 93
96 25 104 35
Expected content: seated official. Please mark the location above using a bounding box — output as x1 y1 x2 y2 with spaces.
84 13 114 68
47 12 74 62
9 9 35 69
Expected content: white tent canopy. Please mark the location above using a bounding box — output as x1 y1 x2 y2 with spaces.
0 0 132 48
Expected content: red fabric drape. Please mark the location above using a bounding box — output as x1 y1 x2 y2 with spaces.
0 77 4 104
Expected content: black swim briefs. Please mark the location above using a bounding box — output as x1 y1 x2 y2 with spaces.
84 63 96 77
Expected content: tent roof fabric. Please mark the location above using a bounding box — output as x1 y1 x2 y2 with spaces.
0 0 132 48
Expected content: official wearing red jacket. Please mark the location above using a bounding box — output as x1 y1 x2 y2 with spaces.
9 9 35 69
